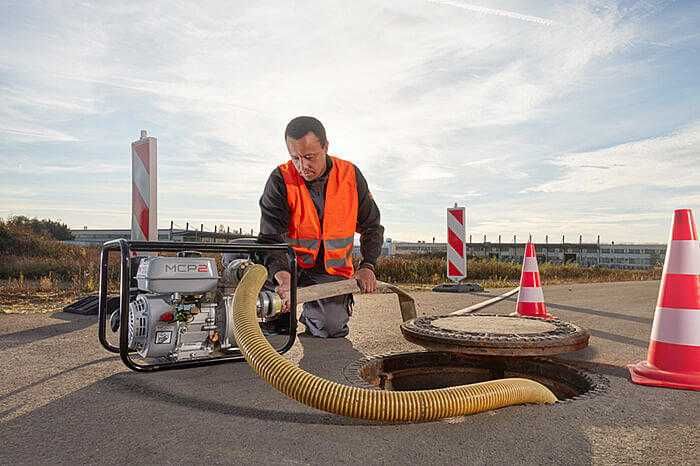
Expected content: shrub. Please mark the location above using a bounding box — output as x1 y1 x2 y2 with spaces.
38 274 56 292
372 254 660 285
0 219 117 295
5 216 74 240
0 231 661 300
0 220 69 257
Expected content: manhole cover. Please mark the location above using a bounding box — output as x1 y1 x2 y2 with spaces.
401 314 589 356
432 316 555 334
345 351 606 402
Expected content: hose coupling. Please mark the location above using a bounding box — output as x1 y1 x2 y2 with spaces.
256 290 283 320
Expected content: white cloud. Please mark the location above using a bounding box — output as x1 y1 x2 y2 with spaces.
3 1 636 153
427 0 558 26
2 85 99 114
529 123 700 193
0 125 79 142
0 0 695 242
0 160 123 175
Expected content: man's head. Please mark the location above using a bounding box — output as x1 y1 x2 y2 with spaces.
285 116 328 181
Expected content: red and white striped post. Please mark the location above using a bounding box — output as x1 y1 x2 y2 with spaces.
131 130 157 241
447 204 466 282
628 209 700 390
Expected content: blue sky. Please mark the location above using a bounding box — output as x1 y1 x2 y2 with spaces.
1 0 698 243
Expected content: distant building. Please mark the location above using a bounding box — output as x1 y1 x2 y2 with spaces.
67 228 252 246
68 230 665 269
352 237 395 258
388 241 665 269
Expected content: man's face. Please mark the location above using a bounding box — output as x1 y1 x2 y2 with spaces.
286 132 328 181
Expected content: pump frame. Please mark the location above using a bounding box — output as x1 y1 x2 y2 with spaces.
97 239 297 372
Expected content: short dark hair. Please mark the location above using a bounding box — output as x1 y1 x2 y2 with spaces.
285 116 328 147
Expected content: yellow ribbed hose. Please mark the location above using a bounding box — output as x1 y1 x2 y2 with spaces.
232 264 557 422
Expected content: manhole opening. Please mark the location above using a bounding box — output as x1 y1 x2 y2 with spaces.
356 352 598 401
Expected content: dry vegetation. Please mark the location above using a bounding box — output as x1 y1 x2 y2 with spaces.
1 220 661 313
0 220 113 313
375 254 661 288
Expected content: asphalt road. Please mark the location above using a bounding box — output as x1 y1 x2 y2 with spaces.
1 281 698 465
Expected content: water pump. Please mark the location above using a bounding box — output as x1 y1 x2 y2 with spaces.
121 254 283 361
97 240 296 371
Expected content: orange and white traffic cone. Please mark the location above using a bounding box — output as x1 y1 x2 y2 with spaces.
515 242 552 319
628 209 700 391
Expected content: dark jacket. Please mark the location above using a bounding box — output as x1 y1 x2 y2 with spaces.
258 156 384 278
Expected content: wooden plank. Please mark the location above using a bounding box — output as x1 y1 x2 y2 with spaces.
296 279 417 322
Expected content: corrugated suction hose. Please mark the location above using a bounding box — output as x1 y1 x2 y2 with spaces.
232 264 557 422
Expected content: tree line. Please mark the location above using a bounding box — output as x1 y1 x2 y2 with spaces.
1 215 74 247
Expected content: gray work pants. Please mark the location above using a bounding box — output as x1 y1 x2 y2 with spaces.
298 271 353 338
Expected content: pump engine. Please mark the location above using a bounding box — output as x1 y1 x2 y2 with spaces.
122 254 282 362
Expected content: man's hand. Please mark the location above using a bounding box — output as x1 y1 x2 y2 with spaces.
274 271 292 312
354 266 377 293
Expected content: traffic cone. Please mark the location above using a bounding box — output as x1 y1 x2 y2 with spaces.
515 242 552 318
628 209 700 391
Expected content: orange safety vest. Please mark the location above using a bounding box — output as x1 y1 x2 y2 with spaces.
278 156 358 278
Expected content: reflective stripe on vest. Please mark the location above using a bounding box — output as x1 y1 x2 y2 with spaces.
327 254 353 269
325 236 353 250
279 156 359 278
287 238 321 250
296 252 315 267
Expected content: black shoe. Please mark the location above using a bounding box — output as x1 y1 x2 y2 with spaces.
110 309 120 332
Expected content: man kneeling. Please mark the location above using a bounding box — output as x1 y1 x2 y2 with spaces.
258 116 384 337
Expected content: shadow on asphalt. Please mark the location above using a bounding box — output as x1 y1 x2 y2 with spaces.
107 374 378 426
0 312 95 350
561 347 631 380
565 345 601 362
0 355 119 404
587 329 648 349
100 335 378 426
297 334 365 379
546 301 651 349
545 302 653 325
475 297 650 349
567 359 631 380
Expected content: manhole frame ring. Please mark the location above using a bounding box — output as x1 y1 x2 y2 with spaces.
399 314 590 355
343 350 609 405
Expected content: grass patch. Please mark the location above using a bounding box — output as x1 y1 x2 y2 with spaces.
376 254 660 286
0 220 118 312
